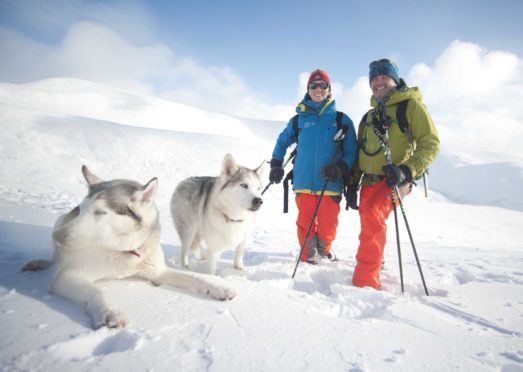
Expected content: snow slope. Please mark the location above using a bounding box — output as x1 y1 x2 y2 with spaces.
0 79 522 371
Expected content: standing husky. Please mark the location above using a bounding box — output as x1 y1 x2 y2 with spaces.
171 154 265 275
23 166 236 329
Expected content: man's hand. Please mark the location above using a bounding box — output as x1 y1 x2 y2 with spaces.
382 164 411 188
321 160 350 183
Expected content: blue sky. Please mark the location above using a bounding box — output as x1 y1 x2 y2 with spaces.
1 0 522 121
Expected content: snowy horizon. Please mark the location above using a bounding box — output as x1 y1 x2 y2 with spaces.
1 77 522 212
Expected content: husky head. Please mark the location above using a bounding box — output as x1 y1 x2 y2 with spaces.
53 166 159 252
218 154 265 215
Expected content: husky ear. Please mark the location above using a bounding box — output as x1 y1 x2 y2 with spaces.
137 178 158 203
222 153 239 177
82 165 104 187
254 159 267 178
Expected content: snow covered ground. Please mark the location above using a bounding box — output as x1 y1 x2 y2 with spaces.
1 79 522 371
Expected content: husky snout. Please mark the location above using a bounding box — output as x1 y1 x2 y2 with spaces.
250 197 263 211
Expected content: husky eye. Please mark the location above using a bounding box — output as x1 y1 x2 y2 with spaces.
240 183 248 189
115 207 142 222
94 210 107 216
115 208 128 216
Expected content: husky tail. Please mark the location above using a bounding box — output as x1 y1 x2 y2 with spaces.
22 259 54 271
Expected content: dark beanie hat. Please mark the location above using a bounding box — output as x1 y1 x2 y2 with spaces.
308 69 331 85
369 59 400 85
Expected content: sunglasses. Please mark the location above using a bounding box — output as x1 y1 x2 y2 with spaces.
308 82 329 90
369 58 392 69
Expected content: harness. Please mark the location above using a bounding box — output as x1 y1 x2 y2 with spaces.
360 99 413 157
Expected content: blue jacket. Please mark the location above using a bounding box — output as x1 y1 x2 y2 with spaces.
271 95 358 195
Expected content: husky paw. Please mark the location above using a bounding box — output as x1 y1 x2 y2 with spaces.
233 263 245 270
94 310 128 329
206 285 237 301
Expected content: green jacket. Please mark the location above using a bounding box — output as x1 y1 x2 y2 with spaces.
355 85 440 181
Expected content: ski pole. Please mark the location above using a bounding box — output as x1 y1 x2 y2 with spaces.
291 183 327 279
394 187 430 296
261 148 296 196
391 188 405 293
380 117 406 294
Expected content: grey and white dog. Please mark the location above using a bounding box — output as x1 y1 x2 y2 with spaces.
171 154 265 275
23 166 236 329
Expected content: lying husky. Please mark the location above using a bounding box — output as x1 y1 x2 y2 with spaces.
171 154 264 275
23 166 236 329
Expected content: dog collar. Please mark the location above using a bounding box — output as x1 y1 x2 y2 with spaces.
221 212 244 223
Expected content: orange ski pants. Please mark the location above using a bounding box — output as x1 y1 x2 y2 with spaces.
295 193 340 261
352 180 411 289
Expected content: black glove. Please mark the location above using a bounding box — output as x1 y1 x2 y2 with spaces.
269 159 284 184
345 184 359 210
321 160 350 183
382 164 412 188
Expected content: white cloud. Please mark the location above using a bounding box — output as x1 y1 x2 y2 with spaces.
0 21 293 121
158 59 294 121
410 40 522 101
407 40 523 162
0 22 171 94
334 77 373 124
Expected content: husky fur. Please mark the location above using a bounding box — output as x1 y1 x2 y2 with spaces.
170 154 265 275
22 166 236 329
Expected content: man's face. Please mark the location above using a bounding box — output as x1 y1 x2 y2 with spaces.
370 75 397 100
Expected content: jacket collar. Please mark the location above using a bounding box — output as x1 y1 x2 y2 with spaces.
297 95 335 116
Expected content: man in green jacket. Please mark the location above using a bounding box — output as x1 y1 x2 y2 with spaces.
352 59 440 290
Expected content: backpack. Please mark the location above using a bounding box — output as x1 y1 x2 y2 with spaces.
282 111 347 213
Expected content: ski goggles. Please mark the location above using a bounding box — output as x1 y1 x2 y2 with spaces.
308 82 329 90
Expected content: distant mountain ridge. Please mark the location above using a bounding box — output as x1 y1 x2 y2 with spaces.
1 78 522 212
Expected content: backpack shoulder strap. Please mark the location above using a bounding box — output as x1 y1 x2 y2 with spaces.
396 100 413 144
291 114 299 142
335 111 344 131
360 112 369 127
334 111 350 154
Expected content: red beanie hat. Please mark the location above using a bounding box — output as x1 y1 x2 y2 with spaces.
308 69 331 85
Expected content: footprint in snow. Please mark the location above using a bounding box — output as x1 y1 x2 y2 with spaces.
49 328 147 361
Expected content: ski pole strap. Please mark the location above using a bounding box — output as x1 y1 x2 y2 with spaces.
423 171 429 198
283 171 293 213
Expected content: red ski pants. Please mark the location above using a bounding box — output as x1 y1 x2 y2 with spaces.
295 193 340 261
352 180 411 289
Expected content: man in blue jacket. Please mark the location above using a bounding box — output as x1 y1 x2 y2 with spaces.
269 69 358 264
